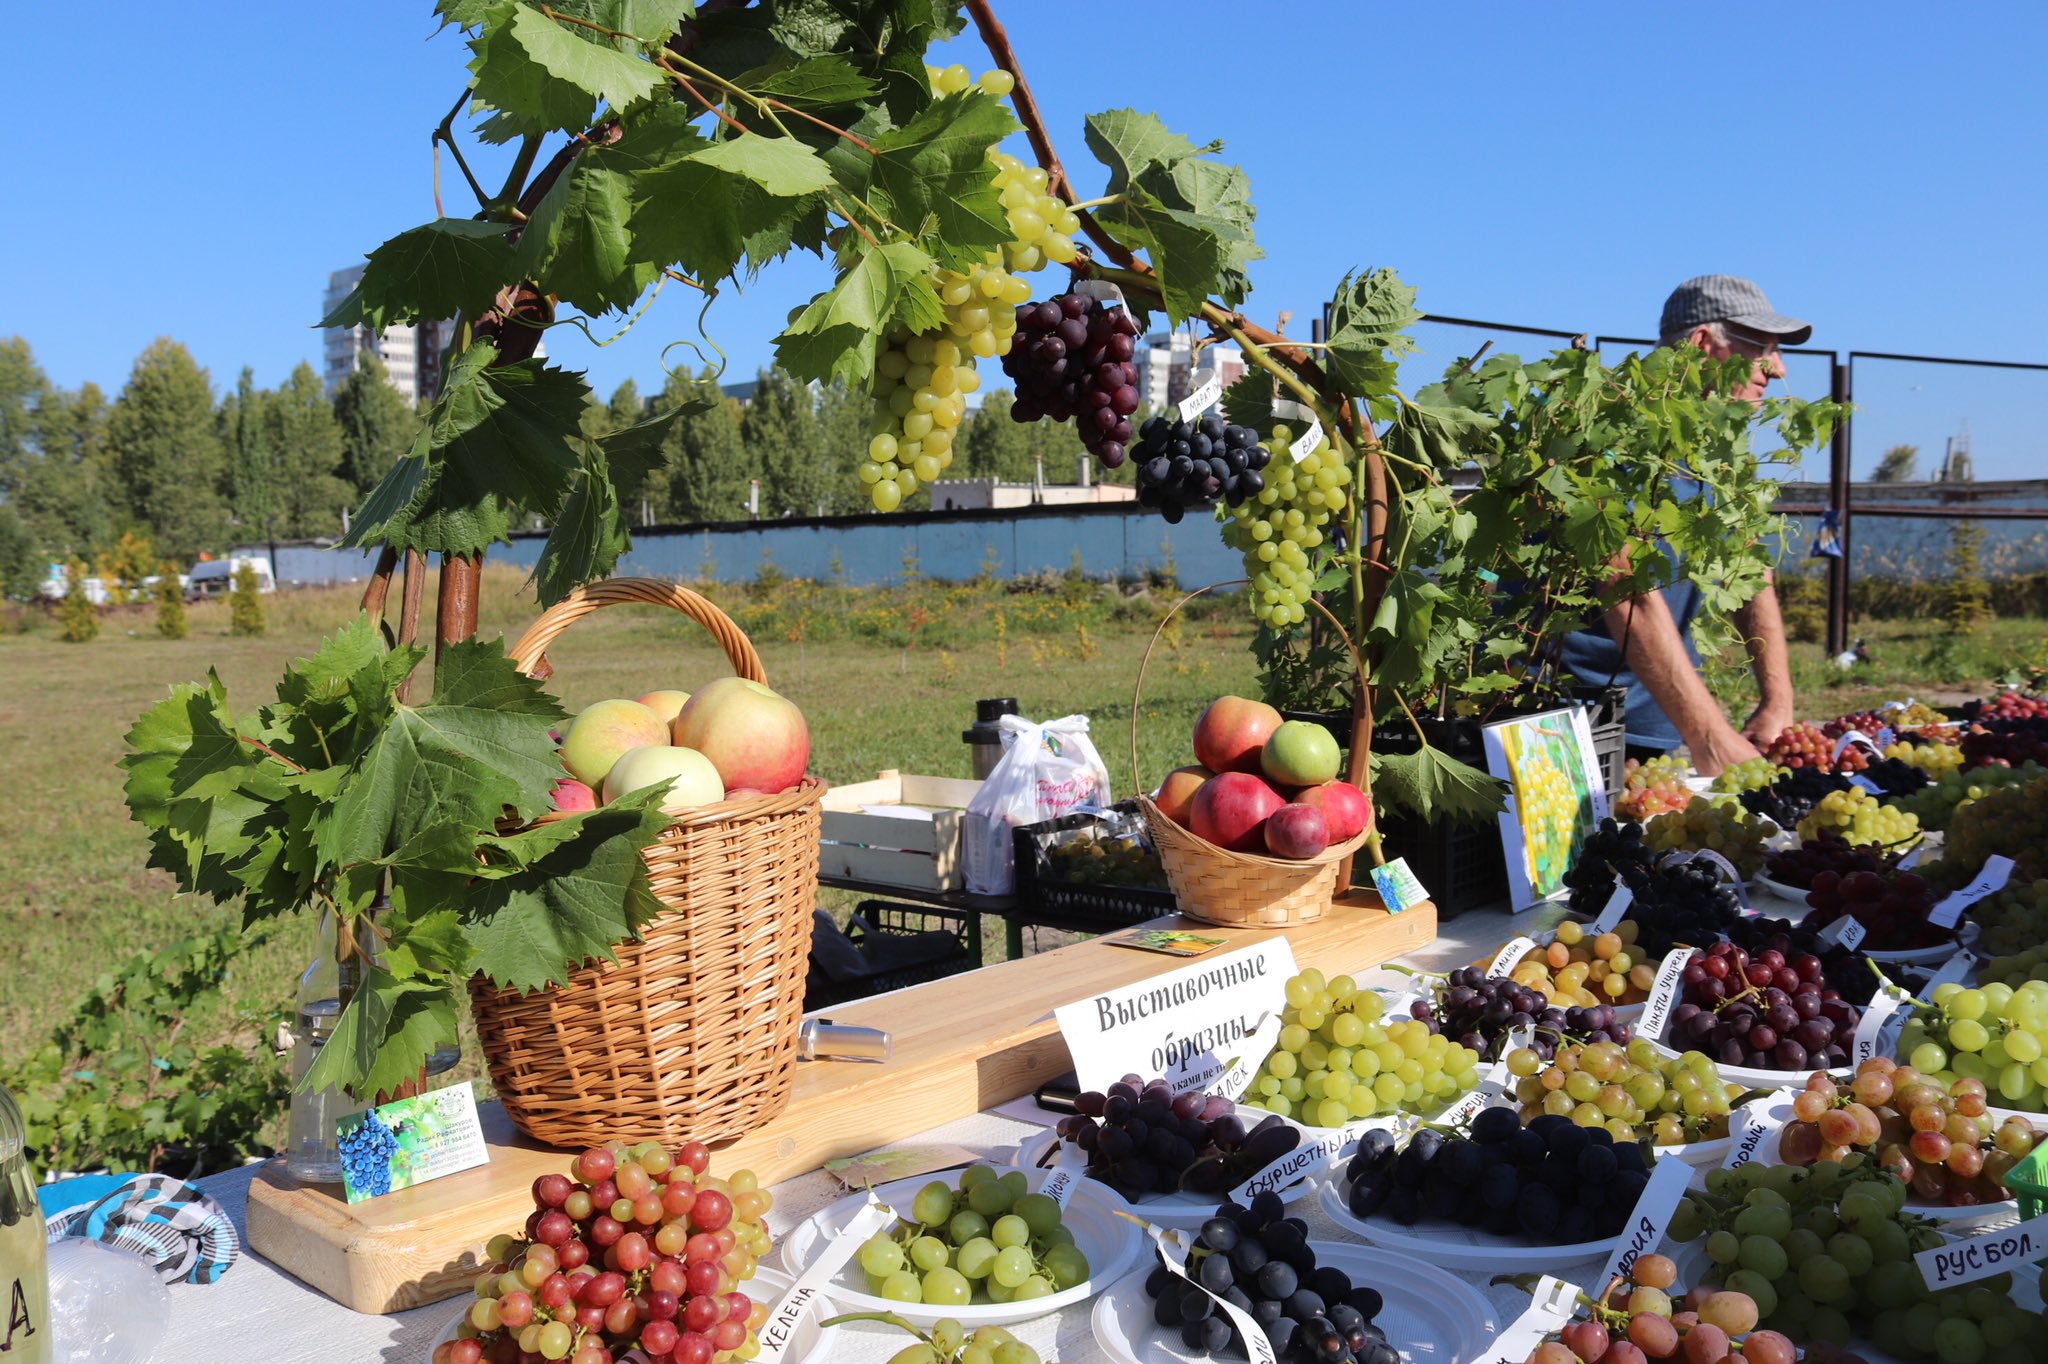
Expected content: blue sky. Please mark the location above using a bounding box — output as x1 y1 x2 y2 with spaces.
4 2 2043 480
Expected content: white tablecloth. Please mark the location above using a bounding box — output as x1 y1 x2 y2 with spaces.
154 898 1616 1363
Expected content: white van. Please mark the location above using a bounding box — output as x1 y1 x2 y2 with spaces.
185 554 277 600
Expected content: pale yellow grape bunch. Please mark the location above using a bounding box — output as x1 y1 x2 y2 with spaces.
1899 980 2048 1110
1510 917 1656 1006
986 151 1080 272
1644 796 1772 876
1240 968 1482 1127
1506 1038 1740 1145
1217 423 1349 628
1885 738 1962 779
1968 879 2048 958
1517 746 1577 886
1794 785 1921 847
927 63 1015 99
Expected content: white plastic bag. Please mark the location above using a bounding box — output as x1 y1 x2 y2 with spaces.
963 714 1112 896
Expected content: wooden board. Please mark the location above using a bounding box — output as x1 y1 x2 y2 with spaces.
818 770 981 891
246 891 1434 1314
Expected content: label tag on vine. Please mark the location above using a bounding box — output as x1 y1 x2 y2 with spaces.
1928 855 2014 929
1481 1276 1582 1364
756 1195 896 1363
1597 1156 1691 1286
1288 418 1324 463
1071 279 1126 310
1439 1084 1504 1129
1833 730 1883 766
1689 849 1751 909
1488 936 1539 978
1149 1222 1279 1364
1852 987 1909 1065
1723 1090 1795 1169
1178 369 1222 423
1848 774 1885 795
1918 952 1974 1002
1818 915 1866 952
1592 886 1634 936
1898 844 1925 871
1916 1212 2048 1291
1229 1128 1350 1204
1640 948 1696 1044
1038 1140 1088 1209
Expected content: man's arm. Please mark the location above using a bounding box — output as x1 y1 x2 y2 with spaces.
1732 571 1795 747
1602 588 1762 776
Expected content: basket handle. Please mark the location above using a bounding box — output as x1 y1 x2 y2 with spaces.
507 578 767 685
1128 581 1370 799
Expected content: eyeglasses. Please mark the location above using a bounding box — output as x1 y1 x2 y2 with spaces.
1720 325 1783 359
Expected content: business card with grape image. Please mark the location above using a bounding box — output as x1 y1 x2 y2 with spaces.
336 1081 490 1203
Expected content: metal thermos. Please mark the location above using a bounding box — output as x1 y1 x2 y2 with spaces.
962 698 1020 779
798 1019 891 1063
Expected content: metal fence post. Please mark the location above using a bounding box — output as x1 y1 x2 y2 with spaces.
1826 357 1853 656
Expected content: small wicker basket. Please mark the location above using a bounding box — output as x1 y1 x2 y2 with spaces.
468 579 824 1148
1132 583 1371 928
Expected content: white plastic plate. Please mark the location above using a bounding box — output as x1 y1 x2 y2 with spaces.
1312 1173 1618 1272
1011 1127 1320 1227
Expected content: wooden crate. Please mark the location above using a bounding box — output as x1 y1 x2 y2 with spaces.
818 770 981 891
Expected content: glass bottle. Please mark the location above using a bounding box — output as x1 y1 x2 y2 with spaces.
285 907 368 1183
0 1083 51 1363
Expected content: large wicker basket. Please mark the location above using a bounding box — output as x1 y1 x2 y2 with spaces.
469 579 824 1148
1133 583 1371 928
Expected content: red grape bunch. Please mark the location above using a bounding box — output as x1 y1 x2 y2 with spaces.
1763 723 1866 773
1801 866 1948 953
1001 292 1139 467
1671 941 1858 1072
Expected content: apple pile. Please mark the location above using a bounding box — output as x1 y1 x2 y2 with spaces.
1151 697 1370 860
550 680 810 815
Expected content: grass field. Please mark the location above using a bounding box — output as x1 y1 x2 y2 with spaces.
1 565 2040 1091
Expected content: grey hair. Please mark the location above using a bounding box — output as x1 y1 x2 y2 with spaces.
1661 318 1727 350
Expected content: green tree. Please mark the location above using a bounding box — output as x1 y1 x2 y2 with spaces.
58 559 98 642
229 561 265 636
155 562 188 639
0 505 41 601
607 378 644 429
265 362 352 538
1871 444 1918 483
745 367 830 517
1945 517 1993 633
813 378 872 513
959 388 1037 482
0 337 50 498
105 339 229 560
12 378 114 558
221 368 277 544
652 368 749 522
332 354 417 498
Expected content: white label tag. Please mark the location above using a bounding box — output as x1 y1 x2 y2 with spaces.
1918 952 1974 1002
1723 1090 1794 1169
1833 730 1881 766
1229 1128 1350 1204
1898 844 1925 871
1849 774 1884 795
1852 987 1908 1065
1597 1156 1692 1285
1439 1083 1505 1129
1690 849 1752 909
1177 369 1222 423
1592 885 1634 935
1928 855 2015 929
1054 939 1295 1101
1915 1212 2048 1290
1288 417 1324 463
756 1196 897 1362
1819 915 1867 952
1038 1140 1088 1209
1489 936 1539 978
1640 948 1697 1044
1071 279 1127 309
1481 1276 1582 1364
1150 1222 1279 1364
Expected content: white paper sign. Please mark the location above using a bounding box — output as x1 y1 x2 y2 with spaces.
1480 1276 1582 1364
1639 948 1697 1044
1818 914 1867 952
755 1196 897 1362
1489 936 1539 978
1852 988 1908 1066
1177 369 1223 422
1439 1084 1507 1129
1832 730 1882 766
1037 1140 1088 1209
1928 855 2016 929
1918 952 1975 1002
1723 1090 1794 1169
1054 939 1295 1100
1592 886 1634 935
1229 1127 1351 1204
1150 1222 1279 1364
1898 843 1925 871
1915 1212 2048 1291
1597 1156 1693 1285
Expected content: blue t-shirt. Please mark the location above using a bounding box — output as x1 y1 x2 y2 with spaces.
1555 477 1703 751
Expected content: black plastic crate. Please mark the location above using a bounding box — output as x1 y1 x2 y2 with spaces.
1373 807 1511 920
1012 803 1178 934
804 902 975 1009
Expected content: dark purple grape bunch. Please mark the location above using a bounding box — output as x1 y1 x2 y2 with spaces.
1431 969 1632 1063
1055 1074 1300 1201
1002 293 1139 467
1132 413 1270 524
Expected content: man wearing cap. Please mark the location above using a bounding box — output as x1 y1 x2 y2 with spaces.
1558 275 1808 776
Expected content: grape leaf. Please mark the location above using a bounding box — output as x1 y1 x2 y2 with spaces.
750 54 878 108
1369 746 1508 823
1323 269 1420 401
300 968 461 1101
319 220 518 331
380 907 470 979
631 133 835 286
531 449 632 606
468 2 666 142
465 793 669 993
551 0 697 44
1221 370 1276 433
1084 108 1215 188
517 149 661 315
774 240 941 386
864 91 1018 270
1083 109 1260 322
1382 391 1498 469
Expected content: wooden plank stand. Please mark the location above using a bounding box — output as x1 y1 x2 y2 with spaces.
247 895 1434 1313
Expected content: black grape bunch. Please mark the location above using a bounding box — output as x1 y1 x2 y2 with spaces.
339 1109 400 1197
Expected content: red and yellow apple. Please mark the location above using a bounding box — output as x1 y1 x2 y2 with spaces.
1264 803 1331 860
1152 765 1213 828
603 744 726 811
671 677 810 793
1191 696 1284 775
635 689 692 726
1293 780 1370 843
560 699 671 788
1189 772 1288 852
1262 720 1341 788
549 778 597 813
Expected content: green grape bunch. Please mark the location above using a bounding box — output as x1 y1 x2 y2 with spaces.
1795 787 1921 848
855 1166 1089 1308
1899 981 2048 1111
1217 422 1351 630
1241 969 1483 1126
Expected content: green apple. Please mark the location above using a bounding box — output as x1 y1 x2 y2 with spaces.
1260 720 1341 787
559 699 670 788
603 744 725 810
